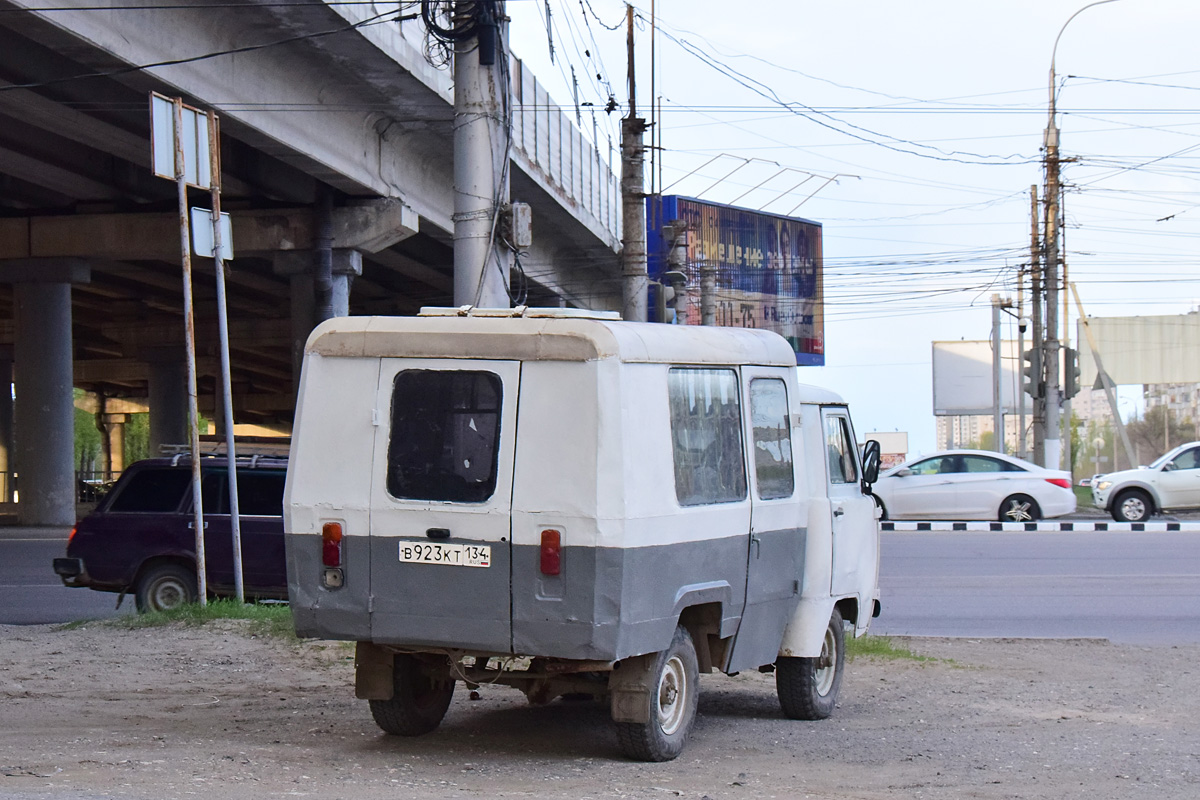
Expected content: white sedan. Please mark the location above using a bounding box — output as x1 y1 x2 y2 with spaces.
872 450 1077 522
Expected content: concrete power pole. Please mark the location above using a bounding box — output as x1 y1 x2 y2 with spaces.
620 4 648 322
1043 65 1063 470
991 294 1012 453
1029 185 1045 466
452 0 511 308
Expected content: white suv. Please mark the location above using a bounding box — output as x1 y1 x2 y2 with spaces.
1092 441 1200 522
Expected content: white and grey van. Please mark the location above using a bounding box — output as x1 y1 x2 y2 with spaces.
284 308 882 761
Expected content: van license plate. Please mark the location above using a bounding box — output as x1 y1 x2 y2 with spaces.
398 542 491 568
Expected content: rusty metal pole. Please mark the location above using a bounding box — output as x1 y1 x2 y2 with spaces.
173 98 206 606
207 110 243 603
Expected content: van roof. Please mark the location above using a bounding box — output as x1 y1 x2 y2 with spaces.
794 382 847 405
305 314 799 367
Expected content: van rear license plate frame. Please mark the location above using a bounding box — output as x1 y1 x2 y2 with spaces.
398 541 491 568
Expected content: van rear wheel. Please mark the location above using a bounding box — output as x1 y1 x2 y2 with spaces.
776 608 845 720
614 625 699 762
369 654 455 736
134 563 196 613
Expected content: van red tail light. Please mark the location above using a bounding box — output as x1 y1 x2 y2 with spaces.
322 522 344 567
1045 478 1072 490
68 526 77 545
539 529 561 576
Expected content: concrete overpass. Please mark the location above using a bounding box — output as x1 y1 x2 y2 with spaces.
0 0 623 523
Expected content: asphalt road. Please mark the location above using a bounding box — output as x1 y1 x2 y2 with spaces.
0 531 135 624
5 527 1200 646
873 529 1200 645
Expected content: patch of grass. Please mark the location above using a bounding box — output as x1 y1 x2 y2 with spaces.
58 600 297 640
1073 486 1097 508
848 634 940 663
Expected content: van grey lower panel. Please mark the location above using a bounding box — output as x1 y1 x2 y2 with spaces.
286 533 372 641
512 534 753 662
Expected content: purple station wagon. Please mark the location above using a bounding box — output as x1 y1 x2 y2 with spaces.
53 455 289 612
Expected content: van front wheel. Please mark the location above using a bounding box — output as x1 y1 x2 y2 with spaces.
614 625 699 762
776 608 845 720
369 654 455 736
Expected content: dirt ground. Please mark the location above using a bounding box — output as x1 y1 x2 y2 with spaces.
2 622 1199 800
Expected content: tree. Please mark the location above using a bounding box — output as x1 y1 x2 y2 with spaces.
1125 405 1195 464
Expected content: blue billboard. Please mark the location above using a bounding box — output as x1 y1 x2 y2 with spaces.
647 196 824 366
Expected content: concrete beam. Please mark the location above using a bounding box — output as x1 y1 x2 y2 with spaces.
0 258 90 284
0 204 418 261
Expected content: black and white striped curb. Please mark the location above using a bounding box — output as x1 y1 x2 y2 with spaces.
882 520 1200 533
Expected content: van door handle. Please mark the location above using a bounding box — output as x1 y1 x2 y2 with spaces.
426 528 450 540
833 507 845 517
750 535 761 557
188 521 209 530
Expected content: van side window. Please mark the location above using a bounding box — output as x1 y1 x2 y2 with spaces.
386 370 502 503
750 378 794 499
824 415 858 485
107 469 190 513
668 368 747 506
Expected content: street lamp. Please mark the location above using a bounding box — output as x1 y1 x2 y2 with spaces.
1041 0 1121 471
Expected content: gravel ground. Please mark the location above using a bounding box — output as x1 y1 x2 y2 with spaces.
2 622 1199 799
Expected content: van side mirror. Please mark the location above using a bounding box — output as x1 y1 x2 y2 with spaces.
861 439 881 492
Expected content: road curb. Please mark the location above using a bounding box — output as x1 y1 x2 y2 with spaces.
882 521 1200 532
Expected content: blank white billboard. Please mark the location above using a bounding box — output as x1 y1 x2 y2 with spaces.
1078 313 1200 388
932 340 1025 416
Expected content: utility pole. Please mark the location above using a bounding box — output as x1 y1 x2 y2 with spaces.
620 3 648 322
1043 94 1062 470
1041 0 1121 468
450 0 510 308
991 294 1012 454
1016 267 1027 460
1029 186 1045 466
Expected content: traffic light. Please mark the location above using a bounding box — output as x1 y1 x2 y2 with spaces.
654 270 688 324
1023 347 1043 399
1064 346 1081 399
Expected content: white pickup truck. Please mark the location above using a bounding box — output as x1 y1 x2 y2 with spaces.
285 308 882 761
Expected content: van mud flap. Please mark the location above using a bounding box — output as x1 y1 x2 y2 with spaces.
608 652 657 723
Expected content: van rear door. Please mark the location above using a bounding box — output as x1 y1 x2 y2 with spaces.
368 359 520 652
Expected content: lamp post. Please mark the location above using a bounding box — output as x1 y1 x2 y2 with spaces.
1042 0 1120 470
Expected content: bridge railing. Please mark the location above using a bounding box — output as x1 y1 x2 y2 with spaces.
510 56 621 248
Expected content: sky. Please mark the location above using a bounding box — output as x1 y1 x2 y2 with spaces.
504 0 1200 457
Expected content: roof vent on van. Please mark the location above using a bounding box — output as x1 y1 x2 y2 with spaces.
418 305 622 321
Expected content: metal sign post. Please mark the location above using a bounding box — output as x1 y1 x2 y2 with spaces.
149 93 245 605
166 95 207 607
205 109 244 603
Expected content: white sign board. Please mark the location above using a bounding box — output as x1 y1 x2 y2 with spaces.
190 208 234 260
150 93 211 189
1078 313 1200 388
931 340 1024 416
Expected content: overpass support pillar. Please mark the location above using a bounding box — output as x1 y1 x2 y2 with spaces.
0 358 12 503
274 249 362 389
1 259 90 526
147 354 188 455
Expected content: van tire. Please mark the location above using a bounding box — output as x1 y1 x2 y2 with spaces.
615 625 699 762
369 654 455 736
776 608 845 720
134 563 196 613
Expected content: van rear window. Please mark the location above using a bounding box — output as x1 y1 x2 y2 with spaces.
668 368 747 506
386 370 502 503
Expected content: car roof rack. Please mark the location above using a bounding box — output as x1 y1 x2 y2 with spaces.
159 437 290 468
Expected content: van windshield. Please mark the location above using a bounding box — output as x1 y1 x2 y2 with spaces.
385 370 502 503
